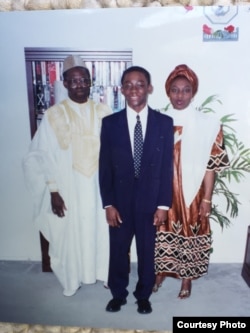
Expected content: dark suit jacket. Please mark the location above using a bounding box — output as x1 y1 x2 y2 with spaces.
99 107 174 217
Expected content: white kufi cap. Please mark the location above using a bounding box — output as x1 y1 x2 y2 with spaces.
63 55 87 74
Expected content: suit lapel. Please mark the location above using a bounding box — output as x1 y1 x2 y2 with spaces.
115 108 160 177
117 109 133 159
140 108 159 174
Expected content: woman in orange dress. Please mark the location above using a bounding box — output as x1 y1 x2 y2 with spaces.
154 64 230 298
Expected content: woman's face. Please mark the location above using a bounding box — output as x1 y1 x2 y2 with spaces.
168 77 193 110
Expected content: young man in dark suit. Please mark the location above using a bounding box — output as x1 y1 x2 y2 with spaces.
99 66 174 314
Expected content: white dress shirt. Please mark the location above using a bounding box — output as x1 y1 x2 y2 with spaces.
126 105 147 155
126 105 168 211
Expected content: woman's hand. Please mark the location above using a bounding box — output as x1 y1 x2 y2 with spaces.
199 198 211 219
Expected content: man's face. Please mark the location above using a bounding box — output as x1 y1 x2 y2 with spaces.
121 71 153 112
63 67 91 104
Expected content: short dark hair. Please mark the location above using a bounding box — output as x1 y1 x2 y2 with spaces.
121 66 151 85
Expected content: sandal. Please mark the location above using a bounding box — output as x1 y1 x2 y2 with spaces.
178 289 191 299
178 279 191 299
153 275 166 292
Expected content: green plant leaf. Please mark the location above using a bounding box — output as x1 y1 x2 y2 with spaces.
197 96 248 229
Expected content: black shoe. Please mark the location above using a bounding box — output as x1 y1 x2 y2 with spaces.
136 299 152 314
106 298 127 312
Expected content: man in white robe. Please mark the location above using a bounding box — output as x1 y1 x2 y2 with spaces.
23 55 112 296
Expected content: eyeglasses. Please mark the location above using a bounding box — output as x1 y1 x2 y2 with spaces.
67 78 91 88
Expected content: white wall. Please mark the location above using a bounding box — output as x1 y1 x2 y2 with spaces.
0 6 249 263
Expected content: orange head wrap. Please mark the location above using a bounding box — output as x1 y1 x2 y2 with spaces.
165 64 199 97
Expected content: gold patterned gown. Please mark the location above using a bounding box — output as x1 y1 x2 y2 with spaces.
154 126 229 280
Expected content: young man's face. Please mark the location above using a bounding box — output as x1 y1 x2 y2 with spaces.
63 67 91 104
121 71 153 112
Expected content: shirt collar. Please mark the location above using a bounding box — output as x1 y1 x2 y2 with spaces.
127 105 148 122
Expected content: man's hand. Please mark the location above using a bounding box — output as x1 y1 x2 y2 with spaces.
105 206 122 227
153 208 167 227
50 192 67 218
